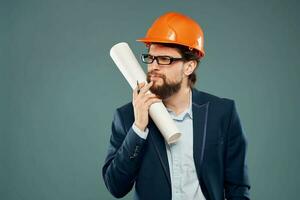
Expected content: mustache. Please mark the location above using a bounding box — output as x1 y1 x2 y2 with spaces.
147 71 166 79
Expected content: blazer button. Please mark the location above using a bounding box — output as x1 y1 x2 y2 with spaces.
129 152 138 160
135 146 140 152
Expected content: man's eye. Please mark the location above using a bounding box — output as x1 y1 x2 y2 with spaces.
159 56 171 62
145 55 154 61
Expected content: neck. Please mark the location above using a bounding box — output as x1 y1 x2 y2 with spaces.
163 85 191 115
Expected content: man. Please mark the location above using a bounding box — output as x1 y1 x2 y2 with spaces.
102 12 250 200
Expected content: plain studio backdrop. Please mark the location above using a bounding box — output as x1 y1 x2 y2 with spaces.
1 0 299 199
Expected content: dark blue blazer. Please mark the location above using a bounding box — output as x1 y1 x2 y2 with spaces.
102 88 250 200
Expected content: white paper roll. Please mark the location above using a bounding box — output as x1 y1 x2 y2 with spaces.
110 42 181 144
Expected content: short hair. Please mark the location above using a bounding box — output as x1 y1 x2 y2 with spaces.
149 43 200 87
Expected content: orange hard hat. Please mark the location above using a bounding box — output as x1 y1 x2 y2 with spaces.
137 12 205 58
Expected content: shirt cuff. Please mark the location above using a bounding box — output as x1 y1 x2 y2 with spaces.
132 123 149 139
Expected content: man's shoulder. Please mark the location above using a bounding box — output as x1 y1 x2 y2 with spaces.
192 89 239 124
115 101 134 114
112 102 134 127
192 88 234 106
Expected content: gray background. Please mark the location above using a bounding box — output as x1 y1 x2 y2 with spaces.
1 0 299 199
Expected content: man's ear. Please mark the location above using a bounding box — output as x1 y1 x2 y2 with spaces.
183 60 197 76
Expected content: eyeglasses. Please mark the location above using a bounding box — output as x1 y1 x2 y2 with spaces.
141 54 185 65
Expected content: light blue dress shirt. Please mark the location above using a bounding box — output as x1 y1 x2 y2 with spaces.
132 92 206 200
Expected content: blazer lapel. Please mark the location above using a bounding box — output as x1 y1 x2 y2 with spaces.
148 120 171 187
192 89 209 177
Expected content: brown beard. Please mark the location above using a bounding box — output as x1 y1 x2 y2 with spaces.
146 71 182 99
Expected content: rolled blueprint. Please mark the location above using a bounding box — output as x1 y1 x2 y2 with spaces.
110 42 181 144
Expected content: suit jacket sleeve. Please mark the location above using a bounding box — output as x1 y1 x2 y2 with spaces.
224 101 251 200
102 108 147 198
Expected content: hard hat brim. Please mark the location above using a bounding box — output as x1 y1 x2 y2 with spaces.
137 38 205 58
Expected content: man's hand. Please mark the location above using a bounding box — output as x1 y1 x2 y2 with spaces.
132 81 161 131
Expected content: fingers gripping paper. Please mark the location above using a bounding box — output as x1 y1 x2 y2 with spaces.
110 42 181 144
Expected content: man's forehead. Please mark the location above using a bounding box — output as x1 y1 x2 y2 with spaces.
148 44 181 56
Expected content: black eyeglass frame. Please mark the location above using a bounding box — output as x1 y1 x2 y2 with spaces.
141 54 185 65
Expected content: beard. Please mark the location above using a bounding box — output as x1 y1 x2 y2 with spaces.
146 71 182 99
